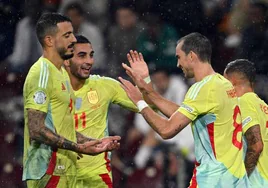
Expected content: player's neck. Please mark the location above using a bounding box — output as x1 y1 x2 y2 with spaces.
70 76 85 91
194 62 215 82
237 84 254 97
43 49 64 70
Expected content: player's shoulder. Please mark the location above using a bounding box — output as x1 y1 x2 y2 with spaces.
25 57 54 88
89 75 119 83
26 57 47 78
187 74 215 98
240 92 262 106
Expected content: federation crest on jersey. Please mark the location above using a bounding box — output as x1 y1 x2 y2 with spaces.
33 91 46 104
87 90 99 104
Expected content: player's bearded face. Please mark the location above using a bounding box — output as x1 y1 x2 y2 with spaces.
57 43 75 60
69 59 90 80
183 66 194 78
68 43 94 80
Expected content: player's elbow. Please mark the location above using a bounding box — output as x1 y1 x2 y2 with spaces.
161 134 173 140
254 141 263 154
159 128 175 140
248 141 263 154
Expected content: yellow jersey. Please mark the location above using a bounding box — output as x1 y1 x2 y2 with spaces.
74 75 137 179
23 57 77 180
178 73 249 187
239 92 268 187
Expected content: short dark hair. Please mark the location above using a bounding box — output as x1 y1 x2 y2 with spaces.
177 32 212 63
75 35 91 44
36 13 72 46
225 59 256 84
64 2 84 16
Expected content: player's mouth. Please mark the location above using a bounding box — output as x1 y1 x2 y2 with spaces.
68 44 74 52
81 67 91 74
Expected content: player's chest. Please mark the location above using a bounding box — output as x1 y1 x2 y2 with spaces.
51 78 74 106
74 88 111 113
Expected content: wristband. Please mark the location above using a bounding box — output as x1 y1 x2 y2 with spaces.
143 76 151 84
137 100 148 112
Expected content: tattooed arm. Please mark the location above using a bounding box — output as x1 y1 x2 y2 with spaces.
28 109 80 151
244 124 263 176
27 109 115 155
76 132 95 144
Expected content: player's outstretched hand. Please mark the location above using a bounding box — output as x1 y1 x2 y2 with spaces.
118 77 143 104
126 50 149 79
99 136 121 151
77 136 120 156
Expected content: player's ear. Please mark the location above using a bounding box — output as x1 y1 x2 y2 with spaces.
63 60 70 67
190 51 198 63
43 35 53 47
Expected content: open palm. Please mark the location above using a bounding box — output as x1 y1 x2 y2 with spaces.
126 50 149 78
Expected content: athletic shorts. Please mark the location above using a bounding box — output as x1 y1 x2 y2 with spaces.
76 172 112 188
26 173 76 188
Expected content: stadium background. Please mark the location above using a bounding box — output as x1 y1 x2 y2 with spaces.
0 0 268 187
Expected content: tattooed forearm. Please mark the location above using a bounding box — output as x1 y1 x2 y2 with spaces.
244 124 263 176
76 132 95 144
27 109 79 152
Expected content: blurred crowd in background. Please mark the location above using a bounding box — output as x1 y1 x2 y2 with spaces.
0 0 268 187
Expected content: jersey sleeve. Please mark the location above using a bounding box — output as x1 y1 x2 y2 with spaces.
103 77 139 112
239 95 260 133
178 81 217 121
24 66 51 113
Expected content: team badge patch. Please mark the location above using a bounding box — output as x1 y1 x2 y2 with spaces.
87 90 99 104
33 91 47 104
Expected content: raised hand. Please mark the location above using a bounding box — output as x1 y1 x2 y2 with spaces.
126 50 149 78
118 77 143 104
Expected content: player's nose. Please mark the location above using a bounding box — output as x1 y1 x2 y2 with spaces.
71 34 77 43
85 57 94 65
177 60 180 68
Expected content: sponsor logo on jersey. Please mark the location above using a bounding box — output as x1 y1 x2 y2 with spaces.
87 90 99 104
33 91 47 104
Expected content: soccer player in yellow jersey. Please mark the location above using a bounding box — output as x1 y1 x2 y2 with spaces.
119 33 250 187
224 59 268 187
23 13 120 188
64 35 138 188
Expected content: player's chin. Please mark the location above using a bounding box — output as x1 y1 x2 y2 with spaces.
82 71 90 77
79 73 90 79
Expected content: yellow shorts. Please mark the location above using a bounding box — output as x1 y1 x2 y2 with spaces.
76 173 112 188
26 174 76 188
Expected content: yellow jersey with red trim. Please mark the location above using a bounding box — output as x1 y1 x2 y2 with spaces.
178 73 250 188
239 92 268 187
23 57 77 180
73 75 138 179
